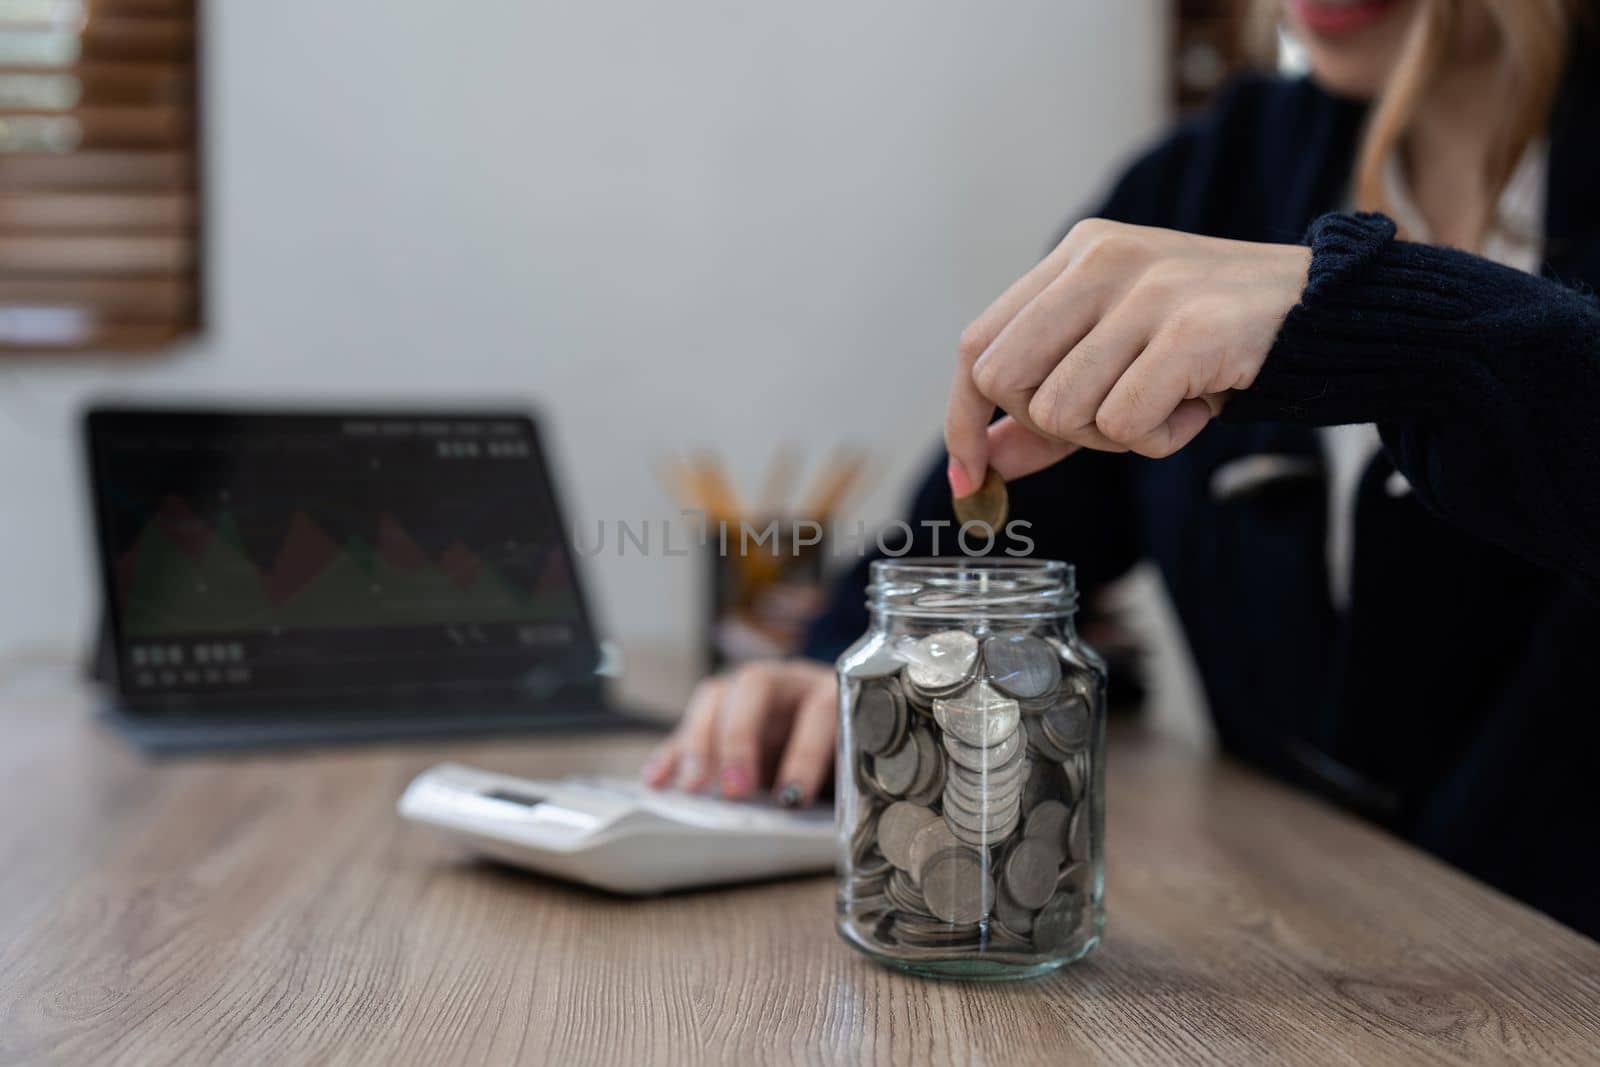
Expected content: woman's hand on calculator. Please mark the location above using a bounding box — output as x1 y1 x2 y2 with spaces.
641 660 836 807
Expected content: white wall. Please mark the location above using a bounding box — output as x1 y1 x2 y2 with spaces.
0 0 1167 670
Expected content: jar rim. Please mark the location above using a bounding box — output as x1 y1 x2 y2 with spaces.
866 557 1076 620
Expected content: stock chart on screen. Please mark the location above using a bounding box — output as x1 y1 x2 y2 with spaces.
90 412 593 702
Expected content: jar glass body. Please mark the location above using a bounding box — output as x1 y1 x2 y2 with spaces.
834 558 1106 980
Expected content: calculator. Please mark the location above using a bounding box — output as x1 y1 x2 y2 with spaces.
398 763 836 894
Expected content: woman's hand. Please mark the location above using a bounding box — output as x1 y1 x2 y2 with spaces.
945 219 1310 492
641 659 837 806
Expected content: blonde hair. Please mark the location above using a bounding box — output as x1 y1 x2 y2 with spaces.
1250 0 1576 249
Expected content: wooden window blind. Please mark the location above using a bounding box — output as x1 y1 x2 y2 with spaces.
0 0 198 351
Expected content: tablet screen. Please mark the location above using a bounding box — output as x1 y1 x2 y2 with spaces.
86 408 601 710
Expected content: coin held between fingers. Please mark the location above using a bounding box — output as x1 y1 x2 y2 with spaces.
952 467 1009 532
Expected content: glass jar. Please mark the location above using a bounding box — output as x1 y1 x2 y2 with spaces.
834 558 1106 980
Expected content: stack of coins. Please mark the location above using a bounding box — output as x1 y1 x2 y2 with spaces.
840 629 1097 961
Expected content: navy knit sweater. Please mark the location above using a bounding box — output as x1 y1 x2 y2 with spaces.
806 51 1600 937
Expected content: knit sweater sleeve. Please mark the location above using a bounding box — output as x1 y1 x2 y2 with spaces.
1225 211 1600 589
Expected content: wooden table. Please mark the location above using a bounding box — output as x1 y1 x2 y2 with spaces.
3 686 1599 1066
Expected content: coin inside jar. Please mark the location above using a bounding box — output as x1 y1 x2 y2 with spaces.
919 846 993 925
906 819 960 885
901 630 980 693
994 884 1037 935
1022 799 1072 861
1001 838 1059 910
982 634 1062 701
1067 803 1090 862
1031 890 1085 952
933 681 1020 748
872 730 923 797
853 682 906 756
1041 695 1090 753
941 725 1023 773
877 801 939 871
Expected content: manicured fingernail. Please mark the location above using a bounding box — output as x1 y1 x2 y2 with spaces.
721 764 752 798
777 782 803 808
641 753 667 784
947 459 976 499
676 756 702 789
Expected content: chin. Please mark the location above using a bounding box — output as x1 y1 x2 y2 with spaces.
1305 58 1393 99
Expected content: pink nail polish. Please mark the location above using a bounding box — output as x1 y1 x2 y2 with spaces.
721 764 752 797
947 459 976 499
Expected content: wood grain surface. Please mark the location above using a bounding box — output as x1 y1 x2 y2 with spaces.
2 687 1598 1066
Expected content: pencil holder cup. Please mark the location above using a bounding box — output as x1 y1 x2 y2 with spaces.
834 558 1105 980
705 517 828 670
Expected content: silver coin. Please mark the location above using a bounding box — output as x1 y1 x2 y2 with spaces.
947 751 1028 797
1041 695 1090 753
1022 799 1072 861
902 728 942 799
948 806 1021 847
898 671 934 713
853 681 905 756
843 643 904 680
902 630 979 692
945 773 1026 817
885 868 929 915
982 634 1062 700
1068 803 1089 862
1047 635 1099 676
849 892 890 921
857 755 894 802
1021 759 1071 811
993 883 1037 935
941 780 1020 825
944 792 1021 840
1063 754 1086 801
933 682 1020 748
946 742 1027 789
872 732 921 797
856 850 892 881
1057 861 1089 897
888 914 983 947
945 776 1025 816
941 725 1023 773
877 801 938 870
988 916 1035 948
1023 715 1070 762
1032 890 1084 952
906 819 960 885
919 846 993 924
1001 838 1059 910
905 747 946 807
850 802 884 861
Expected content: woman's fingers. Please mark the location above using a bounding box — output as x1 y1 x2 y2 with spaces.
1024 303 1147 452
984 416 1079 483
771 675 839 807
969 270 1110 439
672 675 726 791
944 359 997 498
640 739 679 787
1095 334 1208 456
946 237 1082 491
715 665 783 798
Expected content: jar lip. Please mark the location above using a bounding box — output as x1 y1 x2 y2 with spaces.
867 557 1076 620
869 557 1071 581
